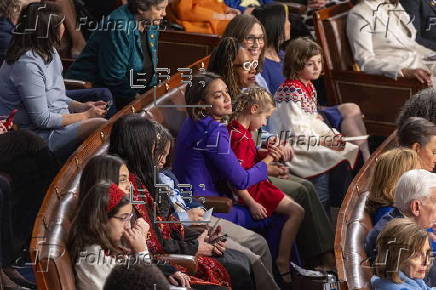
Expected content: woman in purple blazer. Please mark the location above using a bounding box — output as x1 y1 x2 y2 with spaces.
173 72 286 260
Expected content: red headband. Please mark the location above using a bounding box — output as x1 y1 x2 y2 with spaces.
107 183 126 212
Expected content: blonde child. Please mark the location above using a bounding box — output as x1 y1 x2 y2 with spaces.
228 87 304 286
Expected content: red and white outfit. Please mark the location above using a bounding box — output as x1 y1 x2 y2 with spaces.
228 120 285 216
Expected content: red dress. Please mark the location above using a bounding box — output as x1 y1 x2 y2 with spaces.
129 174 231 288
228 120 284 216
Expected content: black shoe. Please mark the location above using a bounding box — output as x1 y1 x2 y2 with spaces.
278 271 294 290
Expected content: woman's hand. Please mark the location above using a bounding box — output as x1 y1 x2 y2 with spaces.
268 164 289 179
267 145 283 161
401 68 432 86
124 225 148 253
197 231 214 256
134 218 150 236
168 271 191 288
85 100 107 111
212 241 226 256
248 201 268 220
187 208 205 222
85 105 106 118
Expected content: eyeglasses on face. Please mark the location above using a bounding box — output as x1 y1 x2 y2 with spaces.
234 60 259 71
244 36 264 44
112 212 134 223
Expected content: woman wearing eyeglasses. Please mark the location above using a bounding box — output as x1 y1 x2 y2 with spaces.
372 218 435 290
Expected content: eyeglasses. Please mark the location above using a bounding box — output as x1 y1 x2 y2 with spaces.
244 36 264 45
234 60 259 72
112 213 134 223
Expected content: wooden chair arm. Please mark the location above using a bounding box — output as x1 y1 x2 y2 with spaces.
197 196 232 213
64 79 93 90
331 70 429 90
155 254 198 275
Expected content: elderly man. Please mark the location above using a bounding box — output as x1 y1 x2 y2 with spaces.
365 169 436 260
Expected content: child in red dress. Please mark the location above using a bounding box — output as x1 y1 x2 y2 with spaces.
228 87 304 285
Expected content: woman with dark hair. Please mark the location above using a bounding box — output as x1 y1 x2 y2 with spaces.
0 2 108 161
66 0 168 110
69 183 152 290
108 115 252 289
398 117 436 172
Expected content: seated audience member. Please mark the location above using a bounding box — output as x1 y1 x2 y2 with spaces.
69 183 154 290
229 87 304 287
108 115 254 289
152 121 280 290
398 88 436 128
398 117 436 172
364 169 436 262
371 218 434 290
268 37 360 211
77 155 194 289
0 0 20 64
347 0 435 86
220 20 336 270
252 5 370 160
166 0 240 35
400 0 436 51
66 0 168 110
103 264 170 290
0 123 58 288
0 3 108 161
365 148 420 224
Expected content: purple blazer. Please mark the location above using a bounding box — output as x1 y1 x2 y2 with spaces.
174 116 285 258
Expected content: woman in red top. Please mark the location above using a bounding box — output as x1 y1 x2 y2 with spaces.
228 87 304 286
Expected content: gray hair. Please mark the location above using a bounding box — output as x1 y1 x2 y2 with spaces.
397 88 436 128
394 169 436 213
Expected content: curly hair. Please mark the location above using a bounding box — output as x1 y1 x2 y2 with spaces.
0 0 20 21
397 88 436 127
283 37 323 80
231 87 275 120
208 37 242 100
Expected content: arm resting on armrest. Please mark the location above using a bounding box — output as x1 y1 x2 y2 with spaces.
155 254 198 275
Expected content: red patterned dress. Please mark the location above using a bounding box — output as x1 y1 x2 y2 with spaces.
129 174 231 288
227 120 285 216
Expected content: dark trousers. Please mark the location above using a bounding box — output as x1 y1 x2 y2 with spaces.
0 176 13 266
66 88 116 118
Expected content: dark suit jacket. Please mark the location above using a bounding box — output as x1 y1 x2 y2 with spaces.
0 18 13 65
400 0 436 51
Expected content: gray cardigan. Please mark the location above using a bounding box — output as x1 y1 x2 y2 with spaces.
0 49 72 129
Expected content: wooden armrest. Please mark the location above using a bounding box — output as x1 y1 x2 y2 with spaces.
282 2 307 14
331 70 429 89
155 254 198 275
197 196 232 213
64 79 93 89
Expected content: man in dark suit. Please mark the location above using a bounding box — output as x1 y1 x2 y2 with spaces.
401 0 436 51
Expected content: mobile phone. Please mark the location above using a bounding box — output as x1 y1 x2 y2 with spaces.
210 234 228 244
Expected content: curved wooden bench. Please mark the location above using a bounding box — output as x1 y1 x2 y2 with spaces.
29 56 232 290
335 132 398 289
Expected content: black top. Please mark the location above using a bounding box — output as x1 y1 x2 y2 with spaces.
140 31 154 86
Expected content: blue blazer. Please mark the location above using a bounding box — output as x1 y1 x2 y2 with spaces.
0 17 13 64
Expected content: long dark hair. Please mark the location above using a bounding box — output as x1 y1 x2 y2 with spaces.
185 72 222 120
5 2 64 65
252 3 287 54
153 121 173 169
108 114 170 215
127 0 165 14
79 155 126 200
68 183 130 263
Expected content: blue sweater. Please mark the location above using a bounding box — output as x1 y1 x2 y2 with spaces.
371 272 434 289
224 0 274 12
